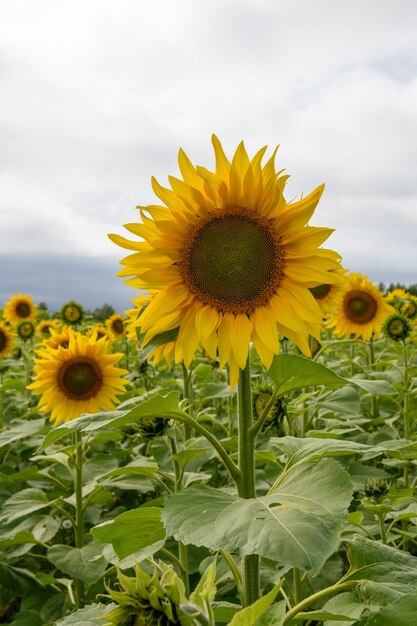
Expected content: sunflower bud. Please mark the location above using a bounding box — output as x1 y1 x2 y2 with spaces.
253 384 286 435
363 478 390 500
104 561 213 626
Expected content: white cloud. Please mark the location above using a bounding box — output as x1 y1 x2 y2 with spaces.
1 0 417 307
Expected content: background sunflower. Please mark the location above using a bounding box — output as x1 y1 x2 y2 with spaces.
3 293 36 325
28 330 128 426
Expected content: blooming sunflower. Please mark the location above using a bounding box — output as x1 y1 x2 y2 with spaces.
28 330 128 426
106 313 126 339
36 319 61 338
383 313 411 342
17 320 36 341
60 301 84 326
399 296 417 320
327 273 393 341
0 322 14 359
110 136 344 385
87 323 108 341
309 268 347 315
3 293 36 325
42 327 71 351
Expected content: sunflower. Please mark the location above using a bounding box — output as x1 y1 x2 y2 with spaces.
327 273 393 341
42 327 71 351
3 294 36 325
87 323 108 341
17 320 36 341
36 319 61 338
0 322 15 359
383 313 411 342
386 287 408 304
28 330 128 426
126 295 176 364
399 296 417 320
60 301 84 326
106 313 126 338
109 136 343 385
309 268 347 315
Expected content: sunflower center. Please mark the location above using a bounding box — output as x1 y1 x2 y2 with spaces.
344 290 378 324
112 318 124 334
388 318 406 337
19 322 34 338
0 330 6 351
64 306 81 322
179 207 284 314
58 357 103 400
16 302 31 318
309 284 331 301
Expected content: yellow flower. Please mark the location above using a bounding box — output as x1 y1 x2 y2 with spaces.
17 320 36 341
42 327 71 350
399 296 417 320
327 272 393 341
0 322 15 359
28 330 128 426
106 313 126 338
60 301 84 326
36 319 61 338
110 136 343 385
87 323 108 341
125 294 176 364
3 294 36 325
309 268 347 315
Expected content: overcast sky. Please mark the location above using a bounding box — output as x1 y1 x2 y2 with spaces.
1 0 417 312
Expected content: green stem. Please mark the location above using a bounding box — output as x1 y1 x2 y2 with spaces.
73 431 85 607
168 435 190 596
369 338 379 418
377 514 387 544
283 581 357 624
0 371 3 430
181 362 193 440
219 549 243 599
403 342 410 489
237 360 260 607
293 568 303 604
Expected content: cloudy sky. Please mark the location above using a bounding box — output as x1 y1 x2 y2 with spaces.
1 0 417 312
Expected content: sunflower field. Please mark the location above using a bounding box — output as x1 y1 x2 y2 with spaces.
1 139 417 626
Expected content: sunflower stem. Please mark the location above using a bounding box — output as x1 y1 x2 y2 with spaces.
73 431 85 607
368 337 379 418
0 371 3 430
237 359 260 606
181 362 193 440
403 341 411 492
168 434 190 596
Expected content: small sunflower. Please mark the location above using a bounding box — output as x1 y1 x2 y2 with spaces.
17 320 36 341
309 268 347 314
399 296 417 320
0 322 15 359
386 287 409 305
88 323 108 341
106 313 126 338
3 294 36 325
383 313 411 342
42 327 71 351
110 136 343 385
327 273 393 341
60 301 84 326
36 319 61 338
28 330 128 426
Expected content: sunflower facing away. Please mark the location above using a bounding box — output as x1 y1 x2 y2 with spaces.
309 268 347 315
28 330 128 426
327 272 394 341
110 136 344 384
3 293 36 325
0 322 15 359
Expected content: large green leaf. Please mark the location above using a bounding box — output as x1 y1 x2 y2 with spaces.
0 562 43 592
0 418 46 449
356 591 417 625
343 535 417 602
97 456 159 481
268 355 395 396
47 542 107 584
0 488 58 524
163 459 352 574
92 507 166 560
40 389 187 448
269 437 374 470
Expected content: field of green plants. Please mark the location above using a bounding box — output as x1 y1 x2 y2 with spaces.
0 292 417 626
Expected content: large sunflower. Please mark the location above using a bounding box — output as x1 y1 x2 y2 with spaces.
327 272 393 341
3 294 36 325
0 322 15 359
110 136 344 384
28 330 128 426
